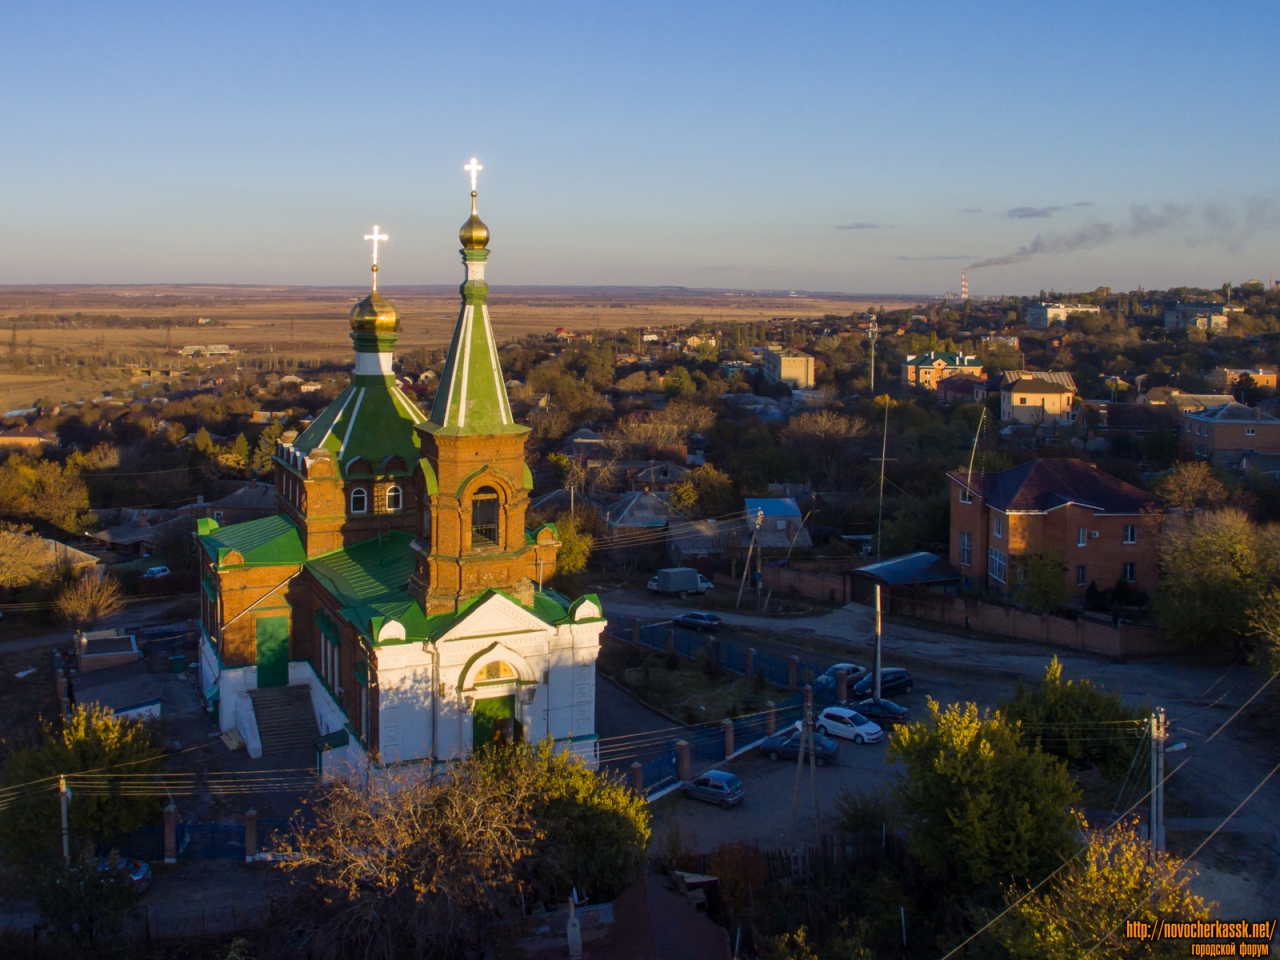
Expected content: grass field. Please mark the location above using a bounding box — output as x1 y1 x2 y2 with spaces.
0 284 924 409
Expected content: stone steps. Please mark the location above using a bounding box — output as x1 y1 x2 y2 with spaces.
248 685 319 757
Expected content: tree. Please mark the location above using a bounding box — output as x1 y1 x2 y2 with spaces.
35 858 143 943
996 819 1211 959
780 410 868 491
250 421 283 476
1154 508 1280 649
0 521 50 588
887 699 1080 893
193 426 215 456
1011 553 1069 613
0 705 164 867
669 463 736 519
54 574 124 629
1002 657 1143 779
552 514 594 577
663 366 696 399
0 454 90 531
282 742 648 959
1153 461 1227 513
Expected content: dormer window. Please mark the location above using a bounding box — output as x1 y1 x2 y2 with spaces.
386 485 403 512
350 488 368 514
471 487 500 547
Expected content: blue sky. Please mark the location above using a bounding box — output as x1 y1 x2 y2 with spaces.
1 1 1276 294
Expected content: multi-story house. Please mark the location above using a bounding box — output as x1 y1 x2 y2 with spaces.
1181 402 1280 465
999 371 1077 424
1026 302 1102 330
947 458 1161 599
901 351 984 390
762 347 815 388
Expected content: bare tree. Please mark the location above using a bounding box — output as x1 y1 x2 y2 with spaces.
55 574 124 629
780 410 869 491
0 522 50 589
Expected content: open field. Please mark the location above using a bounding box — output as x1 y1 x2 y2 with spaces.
0 284 926 409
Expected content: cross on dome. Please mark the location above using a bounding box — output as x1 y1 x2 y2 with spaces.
364 225 388 290
464 157 483 192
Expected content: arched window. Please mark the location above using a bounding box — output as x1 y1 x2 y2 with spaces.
386 485 403 512
471 486 500 547
350 487 368 514
478 661 515 682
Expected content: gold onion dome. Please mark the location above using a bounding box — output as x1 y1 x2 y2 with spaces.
349 288 400 335
459 191 490 250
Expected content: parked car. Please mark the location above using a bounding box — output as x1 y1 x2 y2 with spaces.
683 770 744 809
812 662 868 697
95 856 152 894
142 565 171 579
854 697 910 728
647 567 715 598
851 667 914 698
815 706 883 744
674 611 723 632
757 725 839 766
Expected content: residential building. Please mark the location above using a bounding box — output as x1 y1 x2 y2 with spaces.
947 458 1161 598
1000 372 1077 424
980 334 1021 350
741 497 812 554
762 347 815 389
936 373 989 404
1139 388 1236 414
187 482 279 526
1026 302 1102 329
1164 303 1239 332
900 351 984 390
1181 402 1280 464
0 424 57 451
1216 368 1278 390
197 193 603 771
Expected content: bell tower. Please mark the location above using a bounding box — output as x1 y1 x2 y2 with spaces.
409 165 559 614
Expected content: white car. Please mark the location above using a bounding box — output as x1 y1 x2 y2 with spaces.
142 565 171 579
816 706 883 744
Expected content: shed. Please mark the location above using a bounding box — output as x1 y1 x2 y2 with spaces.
848 551 961 604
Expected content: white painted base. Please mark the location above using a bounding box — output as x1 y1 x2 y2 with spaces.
354 351 393 375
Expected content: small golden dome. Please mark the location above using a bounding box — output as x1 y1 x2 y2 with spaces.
459 191 490 250
349 289 400 336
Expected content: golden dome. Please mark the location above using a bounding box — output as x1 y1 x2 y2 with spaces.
349 289 400 336
459 191 490 250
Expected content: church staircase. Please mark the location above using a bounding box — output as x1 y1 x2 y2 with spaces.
248 685 320 757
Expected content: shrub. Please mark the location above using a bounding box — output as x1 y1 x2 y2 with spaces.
54 574 123 629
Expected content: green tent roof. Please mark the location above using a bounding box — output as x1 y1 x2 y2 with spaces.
198 514 306 569
426 302 527 437
292 378 426 476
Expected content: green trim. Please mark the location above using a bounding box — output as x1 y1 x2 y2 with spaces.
350 332 400 354
315 728 349 751
454 464 518 499
522 463 534 490
354 661 369 686
419 458 439 495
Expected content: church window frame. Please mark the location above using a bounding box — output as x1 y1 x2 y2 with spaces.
386 485 403 513
350 487 368 515
470 485 501 549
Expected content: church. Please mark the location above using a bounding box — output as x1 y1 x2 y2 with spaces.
196 171 605 773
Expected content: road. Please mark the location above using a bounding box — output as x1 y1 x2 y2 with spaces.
595 585 1280 921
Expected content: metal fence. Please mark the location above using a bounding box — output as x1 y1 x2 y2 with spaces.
641 752 679 790
178 823 245 860
111 818 301 860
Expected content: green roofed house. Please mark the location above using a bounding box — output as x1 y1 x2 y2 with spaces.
197 182 604 775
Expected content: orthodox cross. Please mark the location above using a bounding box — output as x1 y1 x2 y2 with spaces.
465 157 483 192
364 225 388 290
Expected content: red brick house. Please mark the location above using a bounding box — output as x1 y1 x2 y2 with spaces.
947 458 1162 599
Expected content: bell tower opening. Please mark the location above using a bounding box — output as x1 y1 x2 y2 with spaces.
470 487 500 548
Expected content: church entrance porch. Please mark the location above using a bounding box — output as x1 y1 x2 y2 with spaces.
255 616 290 688
472 694 521 747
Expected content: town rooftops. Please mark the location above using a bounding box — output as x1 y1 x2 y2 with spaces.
903 351 982 368
948 458 1159 515
1008 378 1073 395
1000 370 1078 391
1185 402 1280 423
743 497 802 519
0 424 57 442
606 491 683 528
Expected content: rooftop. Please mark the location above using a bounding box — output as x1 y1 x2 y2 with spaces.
852 551 961 586
950 458 1160 515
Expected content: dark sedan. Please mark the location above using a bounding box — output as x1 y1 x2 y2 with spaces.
852 667 913 698
674 611 723 632
757 727 839 767
854 697 911 728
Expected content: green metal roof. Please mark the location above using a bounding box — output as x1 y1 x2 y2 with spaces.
291 377 426 476
199 514 306 568
305 531 417 606
426 302 527 438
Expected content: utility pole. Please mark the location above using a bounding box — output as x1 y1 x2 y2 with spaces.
1149 707 1166 855
867 318 879 394
873 584 883 702
59 775 71 865
873 401 894 562
736 509 764 609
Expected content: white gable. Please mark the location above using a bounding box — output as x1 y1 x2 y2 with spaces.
436 592 552 645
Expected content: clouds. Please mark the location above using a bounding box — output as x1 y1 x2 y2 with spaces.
835 222 885 230
968 197 1280 271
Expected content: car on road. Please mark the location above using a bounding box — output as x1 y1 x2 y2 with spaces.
674 611 723 632
142 565 171 579
95 856 152 894
683 770 744 809
812 662 868 697
851 667 913 698
647 567 715 598
757 725 839 766
854 697 910 728
815 706 883 744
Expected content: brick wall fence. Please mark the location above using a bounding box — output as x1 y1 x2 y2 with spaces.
886 594 1169 658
